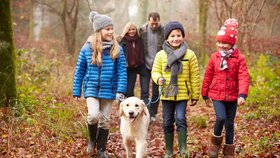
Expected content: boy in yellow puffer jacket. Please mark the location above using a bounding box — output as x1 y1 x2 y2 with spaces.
151 21 200 158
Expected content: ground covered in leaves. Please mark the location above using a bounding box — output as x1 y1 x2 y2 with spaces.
1 96 279 158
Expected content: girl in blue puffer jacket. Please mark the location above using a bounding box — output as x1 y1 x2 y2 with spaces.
72 11 127 157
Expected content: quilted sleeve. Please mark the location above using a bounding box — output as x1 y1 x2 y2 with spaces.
116 47 127 93
72 49 87 97
189 50 200 100
201 54 215 98
151 50 164 85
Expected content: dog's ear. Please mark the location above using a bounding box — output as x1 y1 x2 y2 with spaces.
140 100 149 116
119 101 124 116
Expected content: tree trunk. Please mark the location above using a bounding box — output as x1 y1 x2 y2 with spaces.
198 0 209 65
137 0 148 26
0 0 17 107
61 0 79 55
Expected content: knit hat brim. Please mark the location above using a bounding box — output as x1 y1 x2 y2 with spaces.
164 21 185 39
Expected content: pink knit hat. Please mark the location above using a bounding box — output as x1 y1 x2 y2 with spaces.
216 18 238 45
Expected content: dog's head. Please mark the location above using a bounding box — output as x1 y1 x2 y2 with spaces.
119 97 148 123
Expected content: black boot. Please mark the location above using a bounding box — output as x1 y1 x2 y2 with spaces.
97 128 109 158
86 123 98 155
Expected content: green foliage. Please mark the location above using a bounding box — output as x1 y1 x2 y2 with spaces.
189 115 208 128
15 48 80 140
245 54 280 120
42 101 77 139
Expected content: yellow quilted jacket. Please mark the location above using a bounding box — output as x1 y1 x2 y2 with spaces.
152 49 200 101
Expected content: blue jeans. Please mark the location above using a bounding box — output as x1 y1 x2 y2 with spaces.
162 100 187 134
125 64 147 97
213 100 237 144
140 67 159 117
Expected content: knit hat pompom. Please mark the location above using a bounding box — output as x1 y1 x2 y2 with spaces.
164 21 185 40
224 18 238 29
89 11 98 24
216 18 238 46
88 11 113 31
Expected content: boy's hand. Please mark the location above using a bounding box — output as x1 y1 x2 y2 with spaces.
238 97 246 105
158 77 165 86
189 99 197 106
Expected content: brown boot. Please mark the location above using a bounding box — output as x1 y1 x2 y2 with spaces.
208 134 223 158
223 144 235 158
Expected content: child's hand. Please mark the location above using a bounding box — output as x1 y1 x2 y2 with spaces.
116 93 125 102
158 77 165 86
74 96 80 101
238 97 246 105
189 99 197 106
205 99 212 107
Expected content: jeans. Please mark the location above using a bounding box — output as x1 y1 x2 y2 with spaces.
213 100 237 144
162 100 187 134
125 64 147 97
86 97 113 129
140 67 159 117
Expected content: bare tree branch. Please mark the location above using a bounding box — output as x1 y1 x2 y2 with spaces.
85 0 92 11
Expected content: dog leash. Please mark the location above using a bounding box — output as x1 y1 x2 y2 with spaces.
146 79 166 107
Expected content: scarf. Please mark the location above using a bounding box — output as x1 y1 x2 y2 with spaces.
220 48 234 70
124 34 144 68
162 41 187 97
102 41 113 50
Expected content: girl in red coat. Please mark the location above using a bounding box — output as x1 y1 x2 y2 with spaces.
201 18 249 158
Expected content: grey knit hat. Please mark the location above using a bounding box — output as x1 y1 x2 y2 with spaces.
164 21 185 39
89 11 113 31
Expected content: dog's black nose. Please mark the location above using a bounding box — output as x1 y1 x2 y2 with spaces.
129 111 134 116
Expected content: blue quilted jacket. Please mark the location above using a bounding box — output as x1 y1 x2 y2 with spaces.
72 41 127 99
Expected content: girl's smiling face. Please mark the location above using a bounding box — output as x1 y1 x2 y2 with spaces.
101 25 114 41
166 29 183 48
216 41 233 51
127 25 137 37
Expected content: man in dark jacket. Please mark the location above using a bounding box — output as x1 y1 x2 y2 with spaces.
139 12 165 122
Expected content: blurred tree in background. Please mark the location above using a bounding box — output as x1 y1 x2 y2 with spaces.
0 0 17 108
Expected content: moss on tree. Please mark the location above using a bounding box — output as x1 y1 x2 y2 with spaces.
0 0 17 107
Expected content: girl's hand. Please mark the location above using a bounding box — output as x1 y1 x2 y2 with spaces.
74 96 80 101
205 99 212 107
238 97 246 105
158 77 165 86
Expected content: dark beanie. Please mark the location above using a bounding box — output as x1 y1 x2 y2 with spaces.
89 11 113 31
164 21 185 39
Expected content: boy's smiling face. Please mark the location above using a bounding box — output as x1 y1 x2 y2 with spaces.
166 29 183 48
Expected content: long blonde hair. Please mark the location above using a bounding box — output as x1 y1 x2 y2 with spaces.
120 22 139 38
91 31 120 66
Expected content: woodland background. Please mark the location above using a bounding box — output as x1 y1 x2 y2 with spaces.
0 0 279 157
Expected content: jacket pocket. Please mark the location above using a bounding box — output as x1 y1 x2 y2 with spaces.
185 81 190 96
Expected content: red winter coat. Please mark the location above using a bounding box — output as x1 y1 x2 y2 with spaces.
201 49 250 101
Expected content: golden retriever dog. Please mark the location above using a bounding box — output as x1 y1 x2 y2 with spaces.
119 97 150 158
